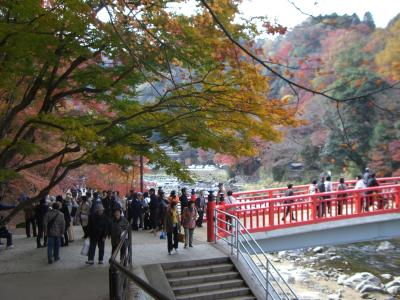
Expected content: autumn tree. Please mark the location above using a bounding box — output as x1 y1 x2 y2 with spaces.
0 0 300 224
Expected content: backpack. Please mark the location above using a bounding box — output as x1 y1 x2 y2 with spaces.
47 212 59 235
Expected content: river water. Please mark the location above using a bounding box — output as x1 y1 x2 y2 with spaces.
258 239 400 299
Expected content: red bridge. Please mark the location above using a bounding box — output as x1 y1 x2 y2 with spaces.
210 177 400 252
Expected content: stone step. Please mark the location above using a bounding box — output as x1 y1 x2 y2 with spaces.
173 279 245 295
164 263 234 278
175 287 252 300
168 271 240 287
162 257 230 270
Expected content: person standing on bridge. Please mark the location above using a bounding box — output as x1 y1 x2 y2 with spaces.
324 176 333 214
282 184 296 221
355 175 367 212
367 173 380 210
337 178 347 215
43 202 65 264
317 177 326 218
308 180 318 194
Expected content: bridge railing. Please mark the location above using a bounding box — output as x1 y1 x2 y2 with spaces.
217 184 400 233
233 177 400 203
214 208 298 300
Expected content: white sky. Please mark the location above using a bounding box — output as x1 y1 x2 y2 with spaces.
239 0 400 29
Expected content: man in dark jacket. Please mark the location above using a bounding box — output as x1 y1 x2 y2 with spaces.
43 202 65 264
196 190 206 227
101 191 113 219
130 195 143 231
86 204 109 265
23 201 37 238
149 188 159 233
179 188 188 214
317 177 326 217
110 208 129 258
35 198 48 248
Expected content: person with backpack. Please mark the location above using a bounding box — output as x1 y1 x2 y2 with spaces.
43 202 65 264
282 184 296 221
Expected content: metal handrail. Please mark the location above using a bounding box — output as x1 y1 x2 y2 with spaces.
109 221 172 300
214 209 298 300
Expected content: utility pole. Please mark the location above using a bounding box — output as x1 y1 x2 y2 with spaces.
140 155 144 193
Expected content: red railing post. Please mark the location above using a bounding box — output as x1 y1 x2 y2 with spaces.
268 201 274 227
395 187 400 210
311 195 317 220
207 196 216 242
355 191 362 214
268 191 273 199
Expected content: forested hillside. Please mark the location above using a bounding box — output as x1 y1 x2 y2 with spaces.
243 12 400 182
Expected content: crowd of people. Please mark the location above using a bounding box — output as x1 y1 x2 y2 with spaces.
0 183 234 262
281 167 385 221
1 169 387 261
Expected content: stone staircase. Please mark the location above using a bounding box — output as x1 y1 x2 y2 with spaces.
162 257 256 300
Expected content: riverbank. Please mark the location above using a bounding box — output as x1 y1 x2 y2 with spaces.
259 239 400 300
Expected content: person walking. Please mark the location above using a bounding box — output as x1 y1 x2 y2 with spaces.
181 199 197 248
195 190 206 227
137 192 146 229
43 202 65 264
86 204 109 265
110 208 129 258
282 184 296 221
164 201 180 255
77 195 91 238
337 178 347 215
35 198 48 248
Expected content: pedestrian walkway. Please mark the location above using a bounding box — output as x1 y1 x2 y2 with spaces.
0 225 223 300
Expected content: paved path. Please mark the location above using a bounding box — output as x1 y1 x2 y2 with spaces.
0 225 223 300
